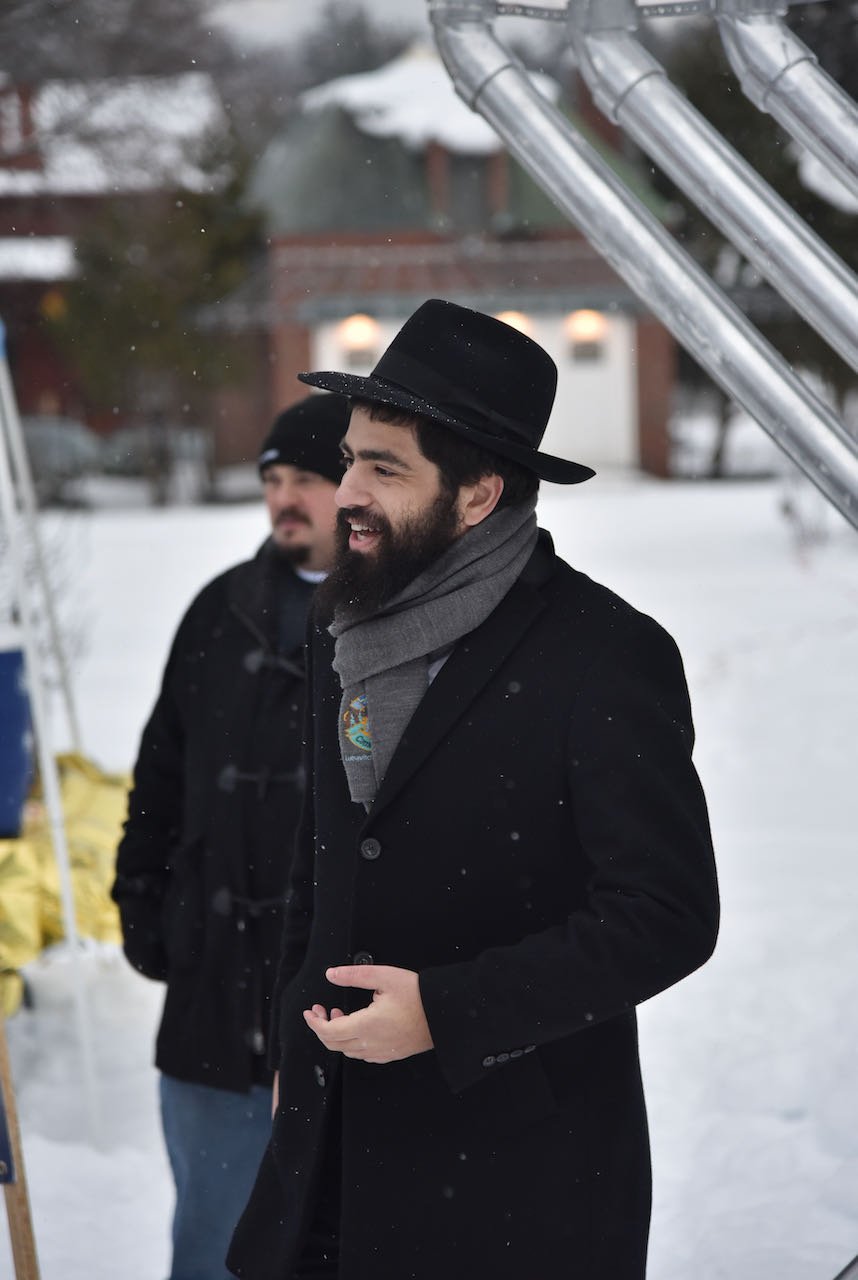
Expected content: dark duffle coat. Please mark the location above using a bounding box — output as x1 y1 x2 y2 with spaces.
112 539 314 1092
228 530 719 1279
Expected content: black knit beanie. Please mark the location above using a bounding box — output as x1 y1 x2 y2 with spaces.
257 392 349 484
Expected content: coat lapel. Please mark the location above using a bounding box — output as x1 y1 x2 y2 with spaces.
365 571 547 825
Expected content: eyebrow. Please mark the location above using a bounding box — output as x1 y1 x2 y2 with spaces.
339 440 413 471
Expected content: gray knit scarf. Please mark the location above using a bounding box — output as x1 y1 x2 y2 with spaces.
329 497 538 806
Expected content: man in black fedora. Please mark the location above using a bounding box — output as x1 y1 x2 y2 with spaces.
227 300 718 1280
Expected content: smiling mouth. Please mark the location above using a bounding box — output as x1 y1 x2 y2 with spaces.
347 518 383 549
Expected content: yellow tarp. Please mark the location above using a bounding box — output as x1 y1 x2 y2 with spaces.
0 753 129 1016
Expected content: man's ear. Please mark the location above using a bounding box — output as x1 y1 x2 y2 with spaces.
458 473 504 528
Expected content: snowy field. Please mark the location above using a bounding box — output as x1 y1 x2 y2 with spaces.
3 473 858 1280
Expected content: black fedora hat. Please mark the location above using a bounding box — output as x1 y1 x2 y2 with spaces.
297 299 595 485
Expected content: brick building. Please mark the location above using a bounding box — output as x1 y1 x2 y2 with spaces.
236 43 678 476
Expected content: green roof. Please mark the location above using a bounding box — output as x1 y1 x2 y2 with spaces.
249 102 672 237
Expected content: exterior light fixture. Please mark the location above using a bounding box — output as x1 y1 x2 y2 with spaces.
495 310 533 337
565 309 607 361
39 289 67 322
337 313 380 368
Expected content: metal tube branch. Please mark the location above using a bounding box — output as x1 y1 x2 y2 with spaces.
567 0 858 375
717 1 858 203
429 0 858 528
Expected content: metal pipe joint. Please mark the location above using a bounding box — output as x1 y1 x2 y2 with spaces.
429 0 515 107
715 0 858 198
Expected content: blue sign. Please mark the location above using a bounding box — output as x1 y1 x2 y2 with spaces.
0 644 32 837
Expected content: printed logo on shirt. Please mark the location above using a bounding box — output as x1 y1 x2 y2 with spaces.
343 694 372 753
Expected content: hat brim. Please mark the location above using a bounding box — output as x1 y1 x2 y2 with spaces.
298 371 595 486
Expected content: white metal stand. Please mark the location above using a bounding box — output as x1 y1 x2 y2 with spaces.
0 318 101 1143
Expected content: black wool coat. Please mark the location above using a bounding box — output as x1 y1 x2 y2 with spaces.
112 539 314 1092
228 531 719 1279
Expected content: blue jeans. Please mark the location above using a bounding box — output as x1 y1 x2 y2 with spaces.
159 1074 272 1280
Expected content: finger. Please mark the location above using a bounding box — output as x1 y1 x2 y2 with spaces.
304 1008 365 1045
303 1009 333 1041
309 1004 349 1023
304 1007 341 1029
326 964 394 990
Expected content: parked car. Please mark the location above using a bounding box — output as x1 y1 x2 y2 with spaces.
101 422 214 502
21 415 103 506
101 423 212 474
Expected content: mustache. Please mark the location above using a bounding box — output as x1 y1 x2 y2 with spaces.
275 507 310 526
337 507 389 535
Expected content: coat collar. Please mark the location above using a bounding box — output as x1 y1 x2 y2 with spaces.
360 530 555 826
228 538 296 651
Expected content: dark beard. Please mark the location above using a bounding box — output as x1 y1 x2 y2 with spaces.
314 489 461 625
271 542 310 568
270 508 312 567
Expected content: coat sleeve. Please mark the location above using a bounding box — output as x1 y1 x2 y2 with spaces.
419 613 719 1095
111 604 198 981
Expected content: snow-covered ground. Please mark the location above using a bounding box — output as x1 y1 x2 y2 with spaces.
3 474 858 1279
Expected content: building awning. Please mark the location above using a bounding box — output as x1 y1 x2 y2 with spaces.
205 235 644 331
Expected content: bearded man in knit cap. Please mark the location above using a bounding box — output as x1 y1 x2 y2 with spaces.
113 393 348 1280
228 301 719 1280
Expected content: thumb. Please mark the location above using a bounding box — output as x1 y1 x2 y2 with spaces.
326 964 391 991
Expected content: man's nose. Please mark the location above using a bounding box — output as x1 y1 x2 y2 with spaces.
336 467 367 508
277 479 303 509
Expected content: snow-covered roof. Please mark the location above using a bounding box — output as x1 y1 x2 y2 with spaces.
0 236 76 280
0 73 226 196
301 42 559 156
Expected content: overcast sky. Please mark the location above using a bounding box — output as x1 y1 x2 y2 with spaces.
209 0 563 51
211 0 430 46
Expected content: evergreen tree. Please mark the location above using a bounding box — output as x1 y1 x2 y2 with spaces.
50 134 262 421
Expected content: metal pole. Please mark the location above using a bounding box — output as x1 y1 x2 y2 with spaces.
429 0 858 528
567 0 858 375
0 356 83 754
0 322 101 1143
717 1 858 202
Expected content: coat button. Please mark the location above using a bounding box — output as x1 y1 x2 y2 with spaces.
360 838 382 861
496 1052 510 1064
314 1064 326 1088
482 1055 496 1068
352 950 374 965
